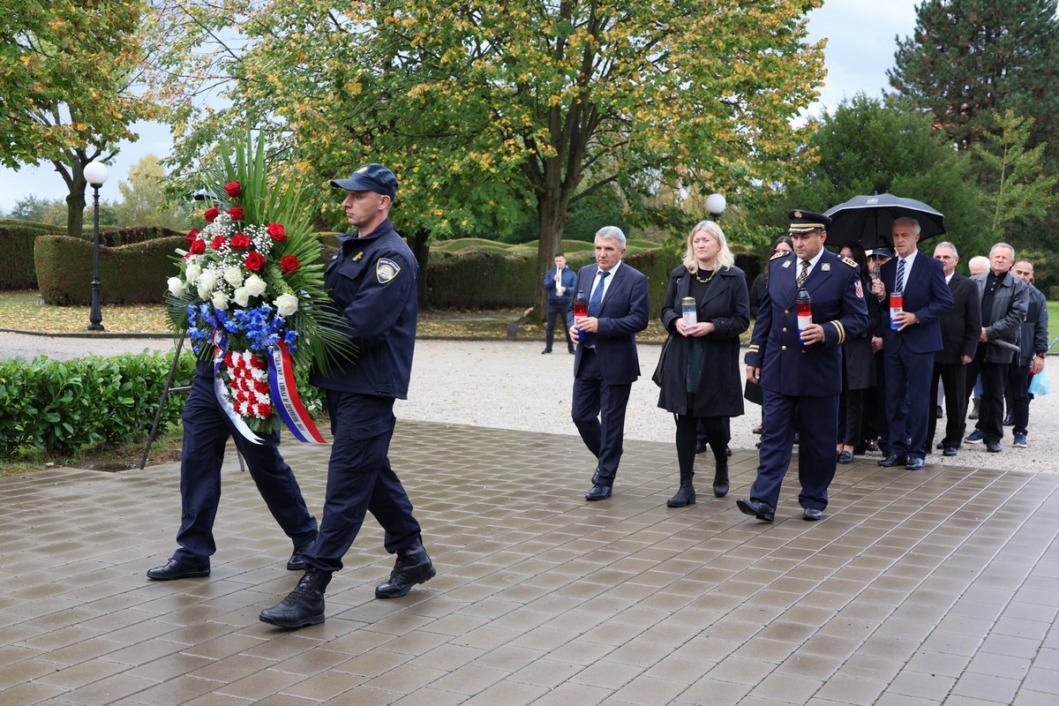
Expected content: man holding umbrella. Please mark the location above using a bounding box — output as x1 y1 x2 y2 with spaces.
870 217 953 470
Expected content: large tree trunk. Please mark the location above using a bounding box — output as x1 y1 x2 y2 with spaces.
533 191 567 318
408 228 431 310
66 181 88 240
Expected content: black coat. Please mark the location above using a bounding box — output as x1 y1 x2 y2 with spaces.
842 277 882 390
936 273 981 366
656 264 750 417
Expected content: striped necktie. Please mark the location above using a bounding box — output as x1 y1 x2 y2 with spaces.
895 258 906 292
796 260 810 288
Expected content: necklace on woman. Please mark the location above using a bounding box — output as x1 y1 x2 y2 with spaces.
695 268 717 285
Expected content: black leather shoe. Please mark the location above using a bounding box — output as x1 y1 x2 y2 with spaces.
837 450 854 464
667 484 696 508
736 497 775 523
986 441 1002 453
725 446 732 457
802 508 823 521
906 457 925 471
694 441 708 454
935 441 946 450
1003 413 1014 426
375 537 436 599
287 546 310 571
147 558 210 581
541 348 552 354
943 447 958 457
878 454 908 468
260 567 331 628
585 484 612 501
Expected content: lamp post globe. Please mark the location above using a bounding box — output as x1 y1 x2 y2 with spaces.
706 193 727 219
85 161 109 332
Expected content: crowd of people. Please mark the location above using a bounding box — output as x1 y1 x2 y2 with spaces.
145 166 1049 629
557 209 1049 525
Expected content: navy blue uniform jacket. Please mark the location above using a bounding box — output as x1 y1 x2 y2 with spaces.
745 249 870 398
311 218 417 399
567 262 650 385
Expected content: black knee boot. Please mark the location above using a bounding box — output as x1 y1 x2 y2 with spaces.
667 471 696 507
259 566 331 629
713 452 729 498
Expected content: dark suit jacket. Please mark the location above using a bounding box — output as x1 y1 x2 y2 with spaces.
745 249 870 398
568 261 650 385
935 273 981 365
970 271 1028 364
878 250 953 353
1018 285 1049 366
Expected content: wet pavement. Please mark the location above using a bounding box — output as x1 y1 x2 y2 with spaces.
4 421 1059 705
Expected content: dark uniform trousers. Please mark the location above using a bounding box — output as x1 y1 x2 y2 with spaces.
752 388 839 512
175 371 318 564
571 348 632 486
928 361 969 450
305 391 422 574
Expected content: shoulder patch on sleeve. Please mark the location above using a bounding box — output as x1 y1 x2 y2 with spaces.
841 256 858 268
376 258 401 283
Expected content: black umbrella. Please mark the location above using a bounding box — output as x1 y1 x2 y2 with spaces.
823 193 946 249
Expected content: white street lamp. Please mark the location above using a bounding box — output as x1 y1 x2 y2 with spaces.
706 193 727 219
85 161 109 331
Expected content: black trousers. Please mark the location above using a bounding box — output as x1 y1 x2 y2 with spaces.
928 362 969 450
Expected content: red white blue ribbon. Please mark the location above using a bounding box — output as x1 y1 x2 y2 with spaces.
268 342 327 443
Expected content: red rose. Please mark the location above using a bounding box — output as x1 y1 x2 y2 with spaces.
228 206 244 221
224 181 241 198
267 222 287 242
204 207 220 222
280 255 300 274
185 228 200 244
255 380 269 393
211 235 227 251
257 404 272 417
245 251 266 271
224 352 234 367
230 232 251 250
250 355 266 369
189 239 206 255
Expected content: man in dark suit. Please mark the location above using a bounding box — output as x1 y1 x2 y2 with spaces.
737 210 870 523
927 241 981 457
871 217 953 471
964 243 1027 452
567 226 650 501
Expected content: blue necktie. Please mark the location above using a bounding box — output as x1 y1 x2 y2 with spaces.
588 270 609 316
895 258 906 292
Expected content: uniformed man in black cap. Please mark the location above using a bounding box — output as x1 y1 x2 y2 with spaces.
259 163 435 629
737 210 871 522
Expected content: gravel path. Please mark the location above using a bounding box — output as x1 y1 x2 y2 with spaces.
3 331 1054 474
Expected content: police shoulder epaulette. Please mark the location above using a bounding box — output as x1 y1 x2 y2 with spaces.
770 250 789 261
841 256 858 268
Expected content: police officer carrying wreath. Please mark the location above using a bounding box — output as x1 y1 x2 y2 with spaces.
260 163 435 629
736 210 871 523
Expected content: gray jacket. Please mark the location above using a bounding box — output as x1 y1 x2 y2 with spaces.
970 271 1028 364
1018 284 1049 366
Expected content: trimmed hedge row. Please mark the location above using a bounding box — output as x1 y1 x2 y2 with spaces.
0 350 196 457
34 235 185 305
0 223 54 290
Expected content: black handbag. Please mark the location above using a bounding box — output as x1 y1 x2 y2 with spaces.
652 334 673 387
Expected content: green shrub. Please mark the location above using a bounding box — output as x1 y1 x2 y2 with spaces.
0 350 196 457
34 235 185 305
0 223 61 290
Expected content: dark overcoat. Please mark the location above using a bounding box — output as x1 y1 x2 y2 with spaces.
656 264 750 417
842 277 882 390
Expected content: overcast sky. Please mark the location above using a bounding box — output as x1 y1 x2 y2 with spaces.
0 0 921 214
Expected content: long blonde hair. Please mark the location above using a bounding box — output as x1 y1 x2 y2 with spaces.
683 220 735 274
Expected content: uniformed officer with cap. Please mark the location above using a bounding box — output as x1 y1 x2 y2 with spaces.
260 163 435 629
736 210 870 523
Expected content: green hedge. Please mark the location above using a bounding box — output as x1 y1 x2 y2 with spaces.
0 223 62 290
0 350 195 457
34 235 185 305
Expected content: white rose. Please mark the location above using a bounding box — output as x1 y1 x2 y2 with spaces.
244 274 267 296
196 271 219 299
233 286 251 307
275 293 299 317
184 263 202 285
167 277 187 297
211 290 229 310
223 266 244 287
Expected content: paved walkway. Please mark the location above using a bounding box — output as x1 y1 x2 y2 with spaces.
4 422 1059 705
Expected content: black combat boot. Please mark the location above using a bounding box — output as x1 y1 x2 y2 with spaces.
713 452 730 498
667 470 696 508
375 537 436 599
259 567 331 629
